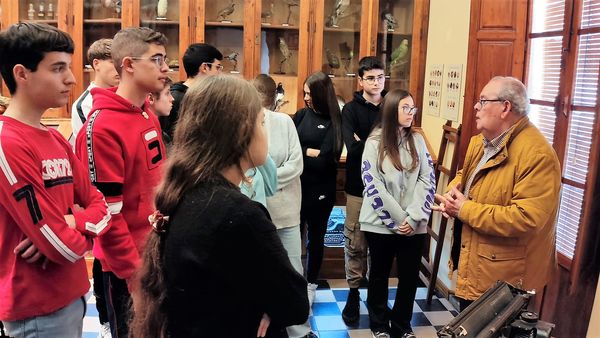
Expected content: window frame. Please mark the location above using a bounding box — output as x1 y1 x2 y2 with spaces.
524 0 600 273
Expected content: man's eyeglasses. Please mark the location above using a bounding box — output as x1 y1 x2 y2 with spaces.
361 75 385 84
130 55 168 68
401 106 418 116
203 62 224 72
477 98 505 107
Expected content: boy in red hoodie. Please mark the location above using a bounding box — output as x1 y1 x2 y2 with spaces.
0 23 110 337
76 27 168 338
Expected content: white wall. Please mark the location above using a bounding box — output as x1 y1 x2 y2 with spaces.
420 0 471 291
588 274 600 338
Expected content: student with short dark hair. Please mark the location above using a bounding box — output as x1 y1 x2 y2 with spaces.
340 56 387 325
0 22 110 338
76 27 169 338
160 43 223 138
71 38 119 145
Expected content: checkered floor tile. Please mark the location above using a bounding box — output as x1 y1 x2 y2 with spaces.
82 280 457 338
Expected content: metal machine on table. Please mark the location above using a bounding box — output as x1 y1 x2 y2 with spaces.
437 281 554 338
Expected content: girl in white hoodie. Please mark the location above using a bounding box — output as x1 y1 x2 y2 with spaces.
359 89 435 338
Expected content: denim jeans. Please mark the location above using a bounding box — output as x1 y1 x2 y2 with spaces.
3 296 85 338
277 225 312 338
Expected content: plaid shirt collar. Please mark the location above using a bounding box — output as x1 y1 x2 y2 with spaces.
482 124 516 151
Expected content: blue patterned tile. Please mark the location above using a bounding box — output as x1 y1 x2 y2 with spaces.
317 330 351 338
314 315 348 331
332 289 349 301
313 302 342 316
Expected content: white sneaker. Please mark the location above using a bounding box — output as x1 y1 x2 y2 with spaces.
307 283 318 307
98 322 112 338
371 331 390 338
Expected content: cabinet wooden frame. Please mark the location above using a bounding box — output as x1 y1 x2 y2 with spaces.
0 0 429 122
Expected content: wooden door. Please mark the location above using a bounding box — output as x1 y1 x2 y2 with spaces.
458 0 528 166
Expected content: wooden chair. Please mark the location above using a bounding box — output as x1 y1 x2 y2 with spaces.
421 121 461 304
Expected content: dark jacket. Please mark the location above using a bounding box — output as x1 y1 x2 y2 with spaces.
164 176 309 338
292 107 339 193
341 90 385 197
159 81 188 139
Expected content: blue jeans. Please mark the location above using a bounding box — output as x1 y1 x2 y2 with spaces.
3 296 85 338
277 225 312 338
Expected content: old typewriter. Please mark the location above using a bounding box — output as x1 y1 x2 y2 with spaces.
437 281 554 338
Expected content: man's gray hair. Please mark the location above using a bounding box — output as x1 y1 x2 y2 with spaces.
491 76 529 116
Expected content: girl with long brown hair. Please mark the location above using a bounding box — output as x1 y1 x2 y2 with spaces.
358 89 435 338
292 71 343 303
129 75 309 338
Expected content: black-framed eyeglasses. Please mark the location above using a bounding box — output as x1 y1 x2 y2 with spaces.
401 106 418 116
478 98 505 107
203 62 224 71
130 55 168 68
361 74 385 84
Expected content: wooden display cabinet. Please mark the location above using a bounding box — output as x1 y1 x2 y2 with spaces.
308 0 428 120
254 0 309 115
0 0 69 116
1 0 429 123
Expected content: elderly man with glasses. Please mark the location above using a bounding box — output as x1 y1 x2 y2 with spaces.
433 76 561 312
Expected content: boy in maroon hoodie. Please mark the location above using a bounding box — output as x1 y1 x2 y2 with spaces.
76 27 168 338
0 23 110 337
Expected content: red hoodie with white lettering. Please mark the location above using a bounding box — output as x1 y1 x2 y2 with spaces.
0 115 110 321
75 87 166 283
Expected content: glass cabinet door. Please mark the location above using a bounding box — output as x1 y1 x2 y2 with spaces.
19 0 59 26
376 0 414 92
321 0 362 103
259 0 304 115
82 0 123 88
204 0 245 75
139 0 181 82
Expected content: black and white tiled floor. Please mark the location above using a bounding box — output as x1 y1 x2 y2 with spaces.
82 279 457 338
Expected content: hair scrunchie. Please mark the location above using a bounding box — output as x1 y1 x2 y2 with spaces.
149 210 169 234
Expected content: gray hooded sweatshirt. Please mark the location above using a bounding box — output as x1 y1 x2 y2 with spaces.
359 129 436 235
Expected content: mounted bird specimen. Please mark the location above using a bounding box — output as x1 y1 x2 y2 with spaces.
382 12 397 30
390 39 409 67
282 0 300 25
217 1 236 21
325 48 340 75
101 0 122 15
261 2 274 22
339 42 354 73
278 37 292 74
274 82 289 111
325 0 350 27
225 51 240 72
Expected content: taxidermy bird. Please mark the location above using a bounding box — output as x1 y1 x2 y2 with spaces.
217 1 236 21
261 2 274 21
326 0 350 27
274 82 288 111
276 82 285 101
102 0 122 13
339 42 353 72
382 12 397 30
278 37 292 73
325 48 340 73
391 39 409 66
225 51 239 71
282 0 300 25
